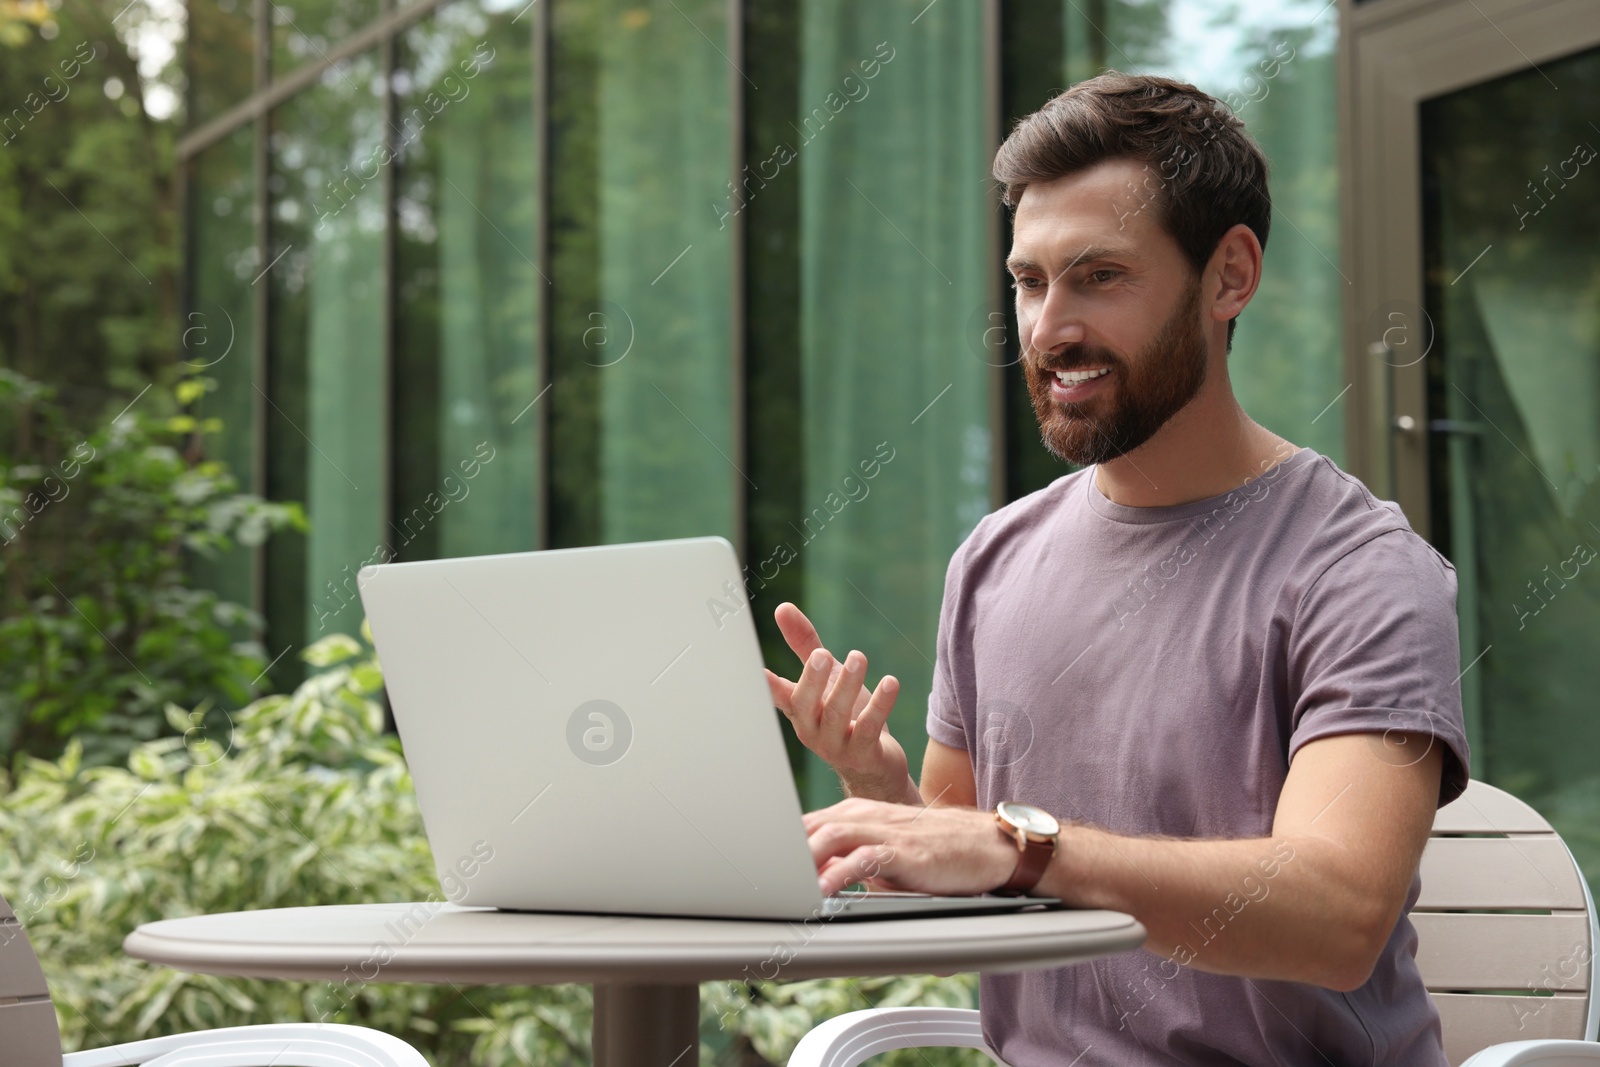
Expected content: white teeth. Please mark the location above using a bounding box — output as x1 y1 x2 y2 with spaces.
1054 368 1110 385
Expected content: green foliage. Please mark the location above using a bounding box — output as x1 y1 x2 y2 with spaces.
0 0 180 410
0 629 985 1066
0 0 203 760
0 631 585 1064
0 368 304 766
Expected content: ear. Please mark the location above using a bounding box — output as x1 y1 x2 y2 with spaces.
1206 223 1263 330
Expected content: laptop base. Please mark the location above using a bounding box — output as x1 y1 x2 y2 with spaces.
817 890 1064 921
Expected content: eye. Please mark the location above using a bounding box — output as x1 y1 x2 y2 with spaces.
1008 276 1042 291
1089 269 1121 283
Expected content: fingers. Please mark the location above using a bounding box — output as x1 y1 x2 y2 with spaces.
849 674 899 749
804 806 1002 898
772 661 889 743
818 843 897 896
770 605 905 790
790 648 835 737
808 819 877 868
819 650 867 749
765 667 795 714
802 796 905 834
774 602 823 665
817 854 900 893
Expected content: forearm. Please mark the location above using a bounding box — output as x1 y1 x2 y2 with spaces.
839 770 922 806
1040 825 1394 991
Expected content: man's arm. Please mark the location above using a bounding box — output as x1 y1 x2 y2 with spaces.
1037 730 1442 990
919 737 977 807
804 729 1442 993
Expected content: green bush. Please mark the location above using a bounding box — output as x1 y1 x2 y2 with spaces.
0 369 303 766
0 629 983 1066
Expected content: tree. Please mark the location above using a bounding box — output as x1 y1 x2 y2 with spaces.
0 0 180 420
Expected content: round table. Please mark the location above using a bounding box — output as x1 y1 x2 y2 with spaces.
125 902 1146 1067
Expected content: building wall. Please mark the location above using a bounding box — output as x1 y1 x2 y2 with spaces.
183 0 1343 800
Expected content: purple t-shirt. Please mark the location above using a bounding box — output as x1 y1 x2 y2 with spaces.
925 446 1470 1067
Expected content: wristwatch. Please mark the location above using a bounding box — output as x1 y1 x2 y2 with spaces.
992 801 1061 896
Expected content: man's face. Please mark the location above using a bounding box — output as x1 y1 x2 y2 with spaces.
1007 159 1212 466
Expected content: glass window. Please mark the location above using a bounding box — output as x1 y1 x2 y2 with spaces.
547 0 736 547
182 0 1347 778
792 0 994 805
271 0 382 79
1068 0 1345 464
393 2 539 561
187 124 261 611
264 53 387 687
187 0 255 125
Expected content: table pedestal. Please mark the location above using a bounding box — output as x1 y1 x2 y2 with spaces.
593 982 699 1067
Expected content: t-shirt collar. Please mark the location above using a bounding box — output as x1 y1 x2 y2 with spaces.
1083 446 1318 525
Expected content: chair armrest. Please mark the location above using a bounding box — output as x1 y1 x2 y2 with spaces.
1459 1039 1600 1066
789 1007 1003 1067
60 1023 430 1067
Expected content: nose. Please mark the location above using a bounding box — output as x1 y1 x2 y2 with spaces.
1021 281 1088 362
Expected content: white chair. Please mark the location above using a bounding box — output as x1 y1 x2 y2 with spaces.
790 780 1600 1067
0 892 429 1067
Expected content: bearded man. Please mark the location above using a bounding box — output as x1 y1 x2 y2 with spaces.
768 71 1469 1066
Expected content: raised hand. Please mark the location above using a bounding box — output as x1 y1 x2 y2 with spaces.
764 602 917 804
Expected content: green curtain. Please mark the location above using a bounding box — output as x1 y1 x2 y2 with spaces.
189 125 259 610
426 5 540 557
304 153 385 639
597 0 736 543
798 0 993 805
266 54 387 646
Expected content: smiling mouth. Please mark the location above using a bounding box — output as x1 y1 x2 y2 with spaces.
1052 368 1111 385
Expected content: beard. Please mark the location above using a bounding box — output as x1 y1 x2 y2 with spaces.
1023 272 1209 466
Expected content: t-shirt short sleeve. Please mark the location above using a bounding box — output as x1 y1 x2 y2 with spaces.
926 536 972 753
1287 528 1471 806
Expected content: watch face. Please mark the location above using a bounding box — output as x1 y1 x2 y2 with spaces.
998 801 1060 837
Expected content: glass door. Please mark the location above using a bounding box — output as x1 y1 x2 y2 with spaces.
1420 44 1600 876
1346 0 1600 886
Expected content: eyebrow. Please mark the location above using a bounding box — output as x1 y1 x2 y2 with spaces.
1005 244 1141 276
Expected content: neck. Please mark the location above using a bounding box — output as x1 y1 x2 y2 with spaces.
1091 368 1298 509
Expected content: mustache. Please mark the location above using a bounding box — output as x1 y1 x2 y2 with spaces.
1027 348 1123 374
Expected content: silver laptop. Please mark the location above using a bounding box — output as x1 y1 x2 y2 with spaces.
356 536 1060 922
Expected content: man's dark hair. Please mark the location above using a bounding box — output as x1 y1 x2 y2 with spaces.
992 71 1272 351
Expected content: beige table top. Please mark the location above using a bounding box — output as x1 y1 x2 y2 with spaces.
124 902 1147 985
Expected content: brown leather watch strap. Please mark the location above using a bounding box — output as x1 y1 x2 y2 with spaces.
998 834 1055 896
